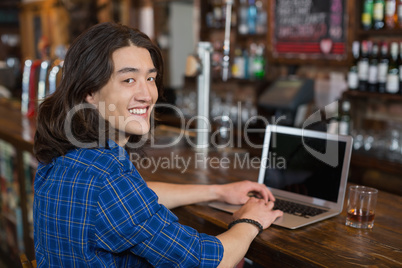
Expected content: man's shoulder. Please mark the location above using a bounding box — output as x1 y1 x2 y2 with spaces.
61 146 133 175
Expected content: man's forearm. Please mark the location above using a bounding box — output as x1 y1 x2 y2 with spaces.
147 181 221 209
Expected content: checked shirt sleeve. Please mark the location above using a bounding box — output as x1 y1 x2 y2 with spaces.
95 170 223 267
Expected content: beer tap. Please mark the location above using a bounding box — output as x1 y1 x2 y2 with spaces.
48 45 67 95
184 0 233 149
196 42 213 150
222 0 233 82
21 59 41 117
21 60 32 114
37 60 51 103
184 42 213 150
27 60 42 117
48 60 64 95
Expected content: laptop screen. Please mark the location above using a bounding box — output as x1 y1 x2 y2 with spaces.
263 132 347 203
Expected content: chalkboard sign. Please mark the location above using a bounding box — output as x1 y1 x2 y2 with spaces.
269 0 348 63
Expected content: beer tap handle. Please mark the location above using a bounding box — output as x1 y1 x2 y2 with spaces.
222 0 233 81
37 60 50 104
48 60 64 95
27 60 42 117
21 60 32 114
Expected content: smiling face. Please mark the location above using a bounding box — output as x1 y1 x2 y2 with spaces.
86 45 158 146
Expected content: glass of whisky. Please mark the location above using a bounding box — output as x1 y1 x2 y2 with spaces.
345 185 378 229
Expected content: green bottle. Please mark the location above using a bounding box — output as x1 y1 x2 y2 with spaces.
362 0 374 30
373 0 385 29
253 44 265 79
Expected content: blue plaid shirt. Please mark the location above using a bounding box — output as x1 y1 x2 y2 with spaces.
33 140 223 267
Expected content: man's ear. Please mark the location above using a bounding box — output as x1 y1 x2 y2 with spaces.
85 92 96 104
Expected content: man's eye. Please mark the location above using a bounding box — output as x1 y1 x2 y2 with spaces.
124 78 135 83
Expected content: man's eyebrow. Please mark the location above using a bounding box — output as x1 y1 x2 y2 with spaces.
117 67 157 74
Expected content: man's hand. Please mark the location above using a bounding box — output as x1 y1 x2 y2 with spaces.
216 180 275 205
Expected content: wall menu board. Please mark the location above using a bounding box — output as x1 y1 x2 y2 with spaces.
269 0 349 63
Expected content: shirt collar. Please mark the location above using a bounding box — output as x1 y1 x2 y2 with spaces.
107 139 119 149
107 139 128 160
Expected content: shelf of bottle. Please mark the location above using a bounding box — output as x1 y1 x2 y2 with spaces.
343 90 402 102
357 28 402 37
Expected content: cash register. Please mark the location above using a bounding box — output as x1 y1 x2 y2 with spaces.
258 78 315 126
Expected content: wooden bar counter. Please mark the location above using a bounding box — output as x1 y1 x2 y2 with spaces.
139 134 402 267
0 102 401 267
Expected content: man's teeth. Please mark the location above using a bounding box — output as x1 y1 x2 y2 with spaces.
129 108 147 115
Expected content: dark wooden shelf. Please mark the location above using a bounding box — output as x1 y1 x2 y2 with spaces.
343 90 402 101
357 28 402 37
351 152 402 176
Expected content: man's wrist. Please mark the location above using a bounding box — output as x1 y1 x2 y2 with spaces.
228 218 263 234
210 184 223 201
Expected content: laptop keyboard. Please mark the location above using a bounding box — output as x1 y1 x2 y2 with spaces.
273 199 327 218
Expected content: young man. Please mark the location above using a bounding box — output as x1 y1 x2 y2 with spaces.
33 22 282 267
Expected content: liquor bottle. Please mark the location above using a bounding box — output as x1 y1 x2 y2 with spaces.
358 40 370 91
368 42 380 92
339 100 352 136
347 41 360 91
253 44 265 79
255 0 267 34
398 0 402 28
385 0 397 28
238 0 249 34
206 1 214 28
386 42 400 93
248 43 257 78
362 0 374 30
212 0 223 28
373 0 385 29
243 48 250 79
247 0 258 34
378 42 389 93
231 47 245 79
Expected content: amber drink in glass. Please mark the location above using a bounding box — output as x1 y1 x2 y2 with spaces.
346 185 378 229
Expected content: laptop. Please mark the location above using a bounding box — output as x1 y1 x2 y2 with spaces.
209 125 353 229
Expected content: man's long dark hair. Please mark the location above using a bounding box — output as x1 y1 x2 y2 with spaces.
34 22 164 164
